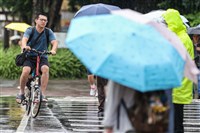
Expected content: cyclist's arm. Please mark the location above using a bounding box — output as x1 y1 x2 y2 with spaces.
21 27 32 51
21 37 31 51
48 29 58 55
50 40 58 55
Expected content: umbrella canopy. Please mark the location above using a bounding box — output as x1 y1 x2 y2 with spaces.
5 22 31 32
65 13 188 92
188 24 200 35
74 3 120 18
112 9 199 84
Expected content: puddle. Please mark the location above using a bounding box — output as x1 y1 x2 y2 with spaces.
0 96 24 132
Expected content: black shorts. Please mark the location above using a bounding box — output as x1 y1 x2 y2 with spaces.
23 57 49 73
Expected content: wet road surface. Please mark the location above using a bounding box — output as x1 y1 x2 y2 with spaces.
1 79 200 132
0 96 24 133
2 96 200 133
0 96 102 133
48 97 103 133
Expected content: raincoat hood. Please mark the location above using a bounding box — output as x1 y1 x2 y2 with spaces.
162 9 187 35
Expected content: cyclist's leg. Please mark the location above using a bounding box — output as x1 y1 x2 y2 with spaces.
40 57 49 101
16 59 33 103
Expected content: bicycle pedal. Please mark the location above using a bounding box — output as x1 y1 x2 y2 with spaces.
21 101 27 105
33 99 40 104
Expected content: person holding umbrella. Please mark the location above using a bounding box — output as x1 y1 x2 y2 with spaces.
162 9 195 133
188 24 200 99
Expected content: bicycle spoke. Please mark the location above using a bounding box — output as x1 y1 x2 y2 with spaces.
25 87 31 116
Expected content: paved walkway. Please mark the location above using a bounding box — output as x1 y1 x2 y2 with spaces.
0 79 91 97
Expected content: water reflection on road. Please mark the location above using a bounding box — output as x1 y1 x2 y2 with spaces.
0 96 24 132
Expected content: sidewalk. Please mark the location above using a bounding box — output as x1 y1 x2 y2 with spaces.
0 79 90 97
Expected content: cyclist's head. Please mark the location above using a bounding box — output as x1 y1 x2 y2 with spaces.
35 12 48 20
35 12 48 27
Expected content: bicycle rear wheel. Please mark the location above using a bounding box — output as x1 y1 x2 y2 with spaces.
31 87 42 118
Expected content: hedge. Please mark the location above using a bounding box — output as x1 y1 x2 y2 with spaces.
0 45 87 79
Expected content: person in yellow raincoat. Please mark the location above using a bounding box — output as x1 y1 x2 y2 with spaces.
162 9 194 133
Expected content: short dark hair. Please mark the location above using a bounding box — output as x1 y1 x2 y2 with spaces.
35 12 48 19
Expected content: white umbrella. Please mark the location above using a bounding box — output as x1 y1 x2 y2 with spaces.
144 10 190 28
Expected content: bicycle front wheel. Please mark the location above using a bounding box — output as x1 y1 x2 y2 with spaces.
31 87 42 118
25 88 31 116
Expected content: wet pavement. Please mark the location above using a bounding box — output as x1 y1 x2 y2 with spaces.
48 97 103 133
1 79 200 132
0 96 24 133
0 96 102 133
1 79 103 133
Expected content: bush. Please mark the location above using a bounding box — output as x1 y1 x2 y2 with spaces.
0 45 87 79
185 12 200 27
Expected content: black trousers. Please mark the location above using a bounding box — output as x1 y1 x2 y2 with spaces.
97 76 108 112
174 103 184 133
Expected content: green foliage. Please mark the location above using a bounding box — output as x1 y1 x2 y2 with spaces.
185 12 200 27
48 48 87 79
0 46 87 79
0 46 22 79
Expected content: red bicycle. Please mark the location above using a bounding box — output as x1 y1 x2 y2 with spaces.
22 49 51 118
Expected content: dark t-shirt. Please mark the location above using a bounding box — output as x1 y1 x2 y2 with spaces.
23 27 56 58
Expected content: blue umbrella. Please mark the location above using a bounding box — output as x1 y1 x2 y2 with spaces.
74 3 120 18
65 14 185 92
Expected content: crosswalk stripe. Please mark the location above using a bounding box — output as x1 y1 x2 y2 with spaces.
68 119 103 122
184 101 200 132
72 128 104 132
70 124 104 127
50 97 104 132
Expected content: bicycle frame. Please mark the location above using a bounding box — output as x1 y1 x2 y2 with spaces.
31 49 51 86
34 54 41 88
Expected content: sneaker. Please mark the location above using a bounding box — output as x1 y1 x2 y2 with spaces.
90 84 97 96
42 95 48 102
16 94 25 104
95 91 98 97
17 86 28 89
98 110 104 117
17 86 20 89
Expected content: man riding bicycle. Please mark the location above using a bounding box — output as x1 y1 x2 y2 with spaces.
16 12 58 103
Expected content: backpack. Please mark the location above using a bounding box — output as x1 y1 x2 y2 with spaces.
27 26 50 48
122 90 170 133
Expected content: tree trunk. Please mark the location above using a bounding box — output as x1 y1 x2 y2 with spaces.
47 0 63 31
32 0 44 26
51 0 63 31
31 0 63 31
3 26 10 49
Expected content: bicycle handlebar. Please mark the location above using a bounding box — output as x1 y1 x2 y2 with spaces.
23 48 52 55
30 49 52 55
